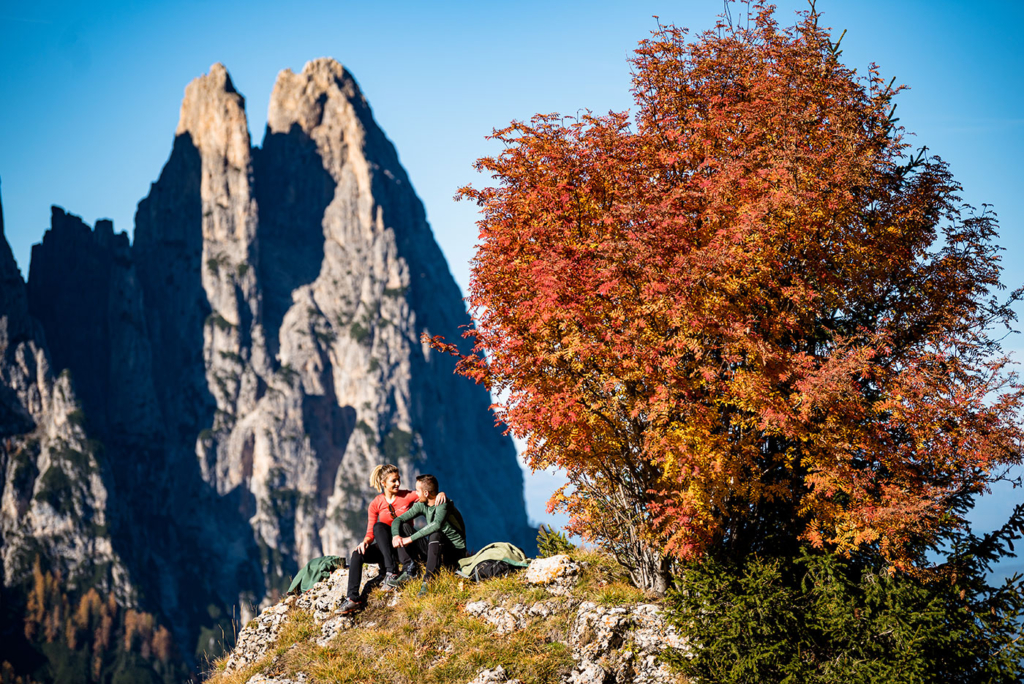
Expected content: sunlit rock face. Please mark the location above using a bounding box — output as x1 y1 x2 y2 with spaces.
2 59 533 661
141 59 534 586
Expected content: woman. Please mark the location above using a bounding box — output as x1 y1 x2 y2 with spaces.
338 465 445 614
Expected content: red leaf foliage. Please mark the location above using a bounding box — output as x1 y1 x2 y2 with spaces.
428 3 1024 582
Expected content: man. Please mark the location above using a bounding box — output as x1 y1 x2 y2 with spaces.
390 474 467 595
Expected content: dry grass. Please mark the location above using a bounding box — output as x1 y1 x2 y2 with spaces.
324 570 570 683
298 617 570 684
203 657 264 684
206 549 660 683
273 607 318 657
205 570 573 684
570 548 656 606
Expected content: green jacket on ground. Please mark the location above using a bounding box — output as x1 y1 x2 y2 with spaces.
287 555 344 595
457 542 529 578
392 499 466 550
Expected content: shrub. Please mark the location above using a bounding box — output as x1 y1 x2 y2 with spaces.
665 547 1024 683
34 466 75 516
382 428 413 463
536 525 575 559
349 321 370 345
205 313 234 332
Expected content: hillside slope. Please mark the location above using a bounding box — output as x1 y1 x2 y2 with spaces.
206 550 685 684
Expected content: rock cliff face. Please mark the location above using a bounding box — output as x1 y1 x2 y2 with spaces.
0 59 534 670
0 193 136 633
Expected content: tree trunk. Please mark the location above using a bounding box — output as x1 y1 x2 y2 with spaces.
624 541 672 596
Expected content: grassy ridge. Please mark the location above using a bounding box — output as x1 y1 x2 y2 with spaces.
206 549 653 684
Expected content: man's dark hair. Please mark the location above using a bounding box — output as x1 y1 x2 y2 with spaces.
416 474 439 496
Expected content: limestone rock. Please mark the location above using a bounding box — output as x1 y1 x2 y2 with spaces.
0 190 134 605
27 208 161 443
226 597 295 671
566 601 687 684
467 665 522 684
465 598 563 634
137 60 535 602
0 181 36 437
525 554 581 595
228 564 381 669
246 674 307 684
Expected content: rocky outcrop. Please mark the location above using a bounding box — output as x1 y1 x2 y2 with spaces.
565 602 686 684
2 58 535 674
215 555 686 684
26 204 261 660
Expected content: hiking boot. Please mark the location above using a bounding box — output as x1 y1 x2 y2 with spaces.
389 566 416 587
417 581 429 598
338 597 364 615
381 572 402 590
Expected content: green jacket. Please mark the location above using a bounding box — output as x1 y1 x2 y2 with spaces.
457 542 529 578
392 499 466 550
287 555 343 595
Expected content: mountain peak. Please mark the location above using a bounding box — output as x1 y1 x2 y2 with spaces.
176 62 250 170
267 56 366 139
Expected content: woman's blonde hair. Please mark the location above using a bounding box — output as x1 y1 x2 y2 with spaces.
369 464 400 493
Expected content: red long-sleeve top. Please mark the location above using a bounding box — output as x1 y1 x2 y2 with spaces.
363 490 420 543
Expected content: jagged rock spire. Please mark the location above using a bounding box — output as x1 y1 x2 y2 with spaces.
2 60 535 677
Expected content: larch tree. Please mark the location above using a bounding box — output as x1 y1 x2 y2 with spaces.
430 2 1024 593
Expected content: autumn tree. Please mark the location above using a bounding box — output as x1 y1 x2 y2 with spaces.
9 557 181 683
432 2 1024 593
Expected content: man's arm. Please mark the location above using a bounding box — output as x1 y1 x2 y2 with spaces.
391 501 423 538
407 500 448 543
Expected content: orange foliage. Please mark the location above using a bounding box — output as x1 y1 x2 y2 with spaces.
19 556 174 678
123 609 155 658
24 557 63 643
151 626 173 663
436 2 1024 584
1 661 26 684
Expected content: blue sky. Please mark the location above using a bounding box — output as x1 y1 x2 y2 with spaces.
1 0 1023 547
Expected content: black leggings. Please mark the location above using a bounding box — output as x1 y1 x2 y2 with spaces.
407 531 467 580
346 522 417 600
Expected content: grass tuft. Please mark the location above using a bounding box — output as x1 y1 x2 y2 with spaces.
563 547 656 605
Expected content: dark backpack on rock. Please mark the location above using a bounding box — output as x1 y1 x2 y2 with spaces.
470 559 522 581
457 542 530 582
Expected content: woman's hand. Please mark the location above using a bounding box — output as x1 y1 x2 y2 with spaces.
355 539 370 555
436 491 447 505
